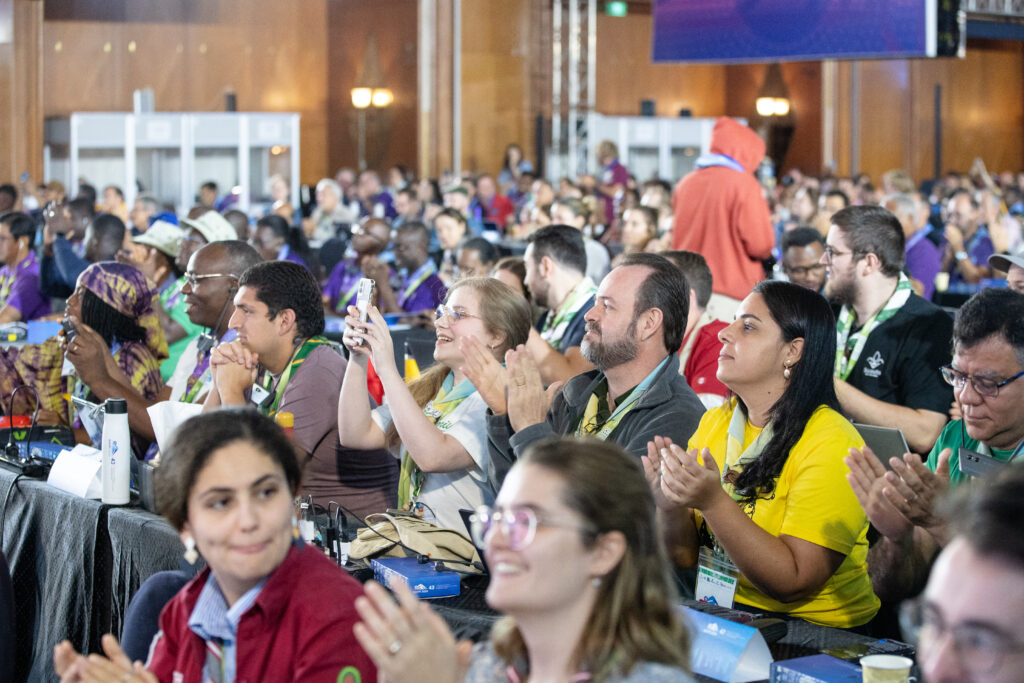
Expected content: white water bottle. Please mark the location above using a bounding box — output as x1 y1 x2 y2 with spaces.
101 398 131 505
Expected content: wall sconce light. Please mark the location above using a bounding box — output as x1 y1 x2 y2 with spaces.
755 63 791 118
371 89 393 108
351 87 373 109
351 87 394 171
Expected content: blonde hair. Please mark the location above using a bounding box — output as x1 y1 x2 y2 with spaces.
491 439 691 681
384 277 531 450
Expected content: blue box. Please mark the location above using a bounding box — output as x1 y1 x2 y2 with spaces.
371 557 461 598
770 654 861 682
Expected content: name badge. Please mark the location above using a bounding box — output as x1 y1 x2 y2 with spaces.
695 545 739 608
250 383 274 409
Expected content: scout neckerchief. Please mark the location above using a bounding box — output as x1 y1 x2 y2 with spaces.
333 272 364 314
183 329 238 404
539 277 596 349
257 336 331 416
397 260 437 308
0 252 34 305
834 273 913 381
576 356 669 440
396 372 477 509
722 399 774 502
163 275 187 310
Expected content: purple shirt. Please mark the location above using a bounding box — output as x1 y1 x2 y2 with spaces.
323 258 395 314
398 267 446 313
600 159 629 224
0 252 50 321
905 229 942 301
948 224 995 286
277 245 310 271
359 192 396 220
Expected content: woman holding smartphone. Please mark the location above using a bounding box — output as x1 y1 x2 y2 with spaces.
338 277 531 530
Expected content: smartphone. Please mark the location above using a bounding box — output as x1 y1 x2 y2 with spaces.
958 446 1006 479
353 278 375 346
61 317 76 343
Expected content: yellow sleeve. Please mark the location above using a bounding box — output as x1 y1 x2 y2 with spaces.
776 407 867 554
687 398 734 455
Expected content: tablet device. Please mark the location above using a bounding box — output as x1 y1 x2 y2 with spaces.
853 424 911 469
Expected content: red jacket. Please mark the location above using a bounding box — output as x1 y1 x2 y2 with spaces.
671 117 774 301
147 543 375 683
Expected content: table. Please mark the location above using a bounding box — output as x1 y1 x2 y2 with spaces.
0 467 183 682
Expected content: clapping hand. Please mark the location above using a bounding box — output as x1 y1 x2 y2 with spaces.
353 580 469 683
54 634 157 683
653 441 724 510
845 445 914 541
458 335 508 414
505 345 562 433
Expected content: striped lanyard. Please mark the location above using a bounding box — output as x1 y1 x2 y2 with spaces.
834 274 912 381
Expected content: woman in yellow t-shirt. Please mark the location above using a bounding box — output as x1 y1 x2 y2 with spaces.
645 280 879 628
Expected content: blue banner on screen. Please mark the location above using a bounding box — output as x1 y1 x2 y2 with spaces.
653 0 952 63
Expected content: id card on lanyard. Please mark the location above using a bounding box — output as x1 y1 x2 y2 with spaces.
695 545 739 607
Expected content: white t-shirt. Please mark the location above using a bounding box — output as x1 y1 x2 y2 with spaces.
372 391 495 531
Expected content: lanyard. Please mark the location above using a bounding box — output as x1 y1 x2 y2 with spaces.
397 372 477 509
398 261 436 307
576 356 669 440
834 274 913 381
540 277 596 349
334 274 363 314
904 226 931 253
722 400 774 502
258 337 331 416
183 329 238 403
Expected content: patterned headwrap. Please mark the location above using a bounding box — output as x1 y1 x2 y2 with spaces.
79 262 169 363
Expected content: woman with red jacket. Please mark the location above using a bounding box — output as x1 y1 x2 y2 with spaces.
54 408 375 683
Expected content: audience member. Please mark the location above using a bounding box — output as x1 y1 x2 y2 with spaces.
909 464 1024 683
128 193 161 233
355 438 694 683
339 277 530 530
357 170 397 220
434 208 469 285
322 218 396 315
0 211 49 322
989 247 1024 294
648 280 878 628
122 219 184 296
207 261 396 516
456 237 498 278
612 206 659 266
491 256 528 299
779 227 827 293
0 262 167 433
942 189 994 286
498 143 534 194
385 221 447 314
479 253 705 488
0 184 16 212
476 173 514 230
551 197 611 284
76 242 261 444
825 205 952 454
671 117 774 319
221 209 251 242
53 408 376 682
521 224 596 385
663 251 730 408
596 140 629 227
252 214 314 273
885 192 942 299
304 178 356 244
393 187 423 227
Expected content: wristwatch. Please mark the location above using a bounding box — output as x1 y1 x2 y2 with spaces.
955 250 968 261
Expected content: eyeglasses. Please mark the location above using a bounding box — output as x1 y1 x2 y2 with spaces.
435 304 480 323
183 272 239 289
179 234 206 245
940 365 1024 398
783 264 826 277
469 505 592 551
900 598 1024 675
822 246 860 264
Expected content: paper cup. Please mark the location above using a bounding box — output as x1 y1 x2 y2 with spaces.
860 654 915 683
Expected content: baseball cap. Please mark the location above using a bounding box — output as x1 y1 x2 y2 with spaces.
989 247 1024 273
132 220 184 258
179 210 236 244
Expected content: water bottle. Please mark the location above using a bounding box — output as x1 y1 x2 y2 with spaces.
101 398 130 505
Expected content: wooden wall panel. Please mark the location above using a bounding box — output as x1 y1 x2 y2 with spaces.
41 0 331 185
857 60 913 178
595 14 725 118
460 0 532 175
325 0 418 180
0 0 43 185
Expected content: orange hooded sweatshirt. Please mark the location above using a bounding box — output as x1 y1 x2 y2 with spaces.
671 117 774 301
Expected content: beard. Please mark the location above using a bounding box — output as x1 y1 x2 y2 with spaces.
581 321 639 370
825 273 858 307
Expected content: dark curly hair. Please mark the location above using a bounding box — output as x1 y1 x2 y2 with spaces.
239 260 325 340
953 287 1024 367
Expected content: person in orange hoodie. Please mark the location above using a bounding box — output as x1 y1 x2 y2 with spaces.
671 117 773 320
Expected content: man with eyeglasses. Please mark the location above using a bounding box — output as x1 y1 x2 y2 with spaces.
322 218 397 316
823 204 953 455
69 241 262 446
779 226 827 293
846 288 1024 607
908 463 1024 682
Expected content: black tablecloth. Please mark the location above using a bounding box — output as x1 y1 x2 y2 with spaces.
0 467 183 682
